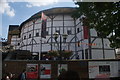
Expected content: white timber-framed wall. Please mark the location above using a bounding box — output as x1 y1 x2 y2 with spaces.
75 17 116 59
9 7 115 60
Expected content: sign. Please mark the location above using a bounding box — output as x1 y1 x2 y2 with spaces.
88 61 119 79
58 64 68 76
40 64 51 79
26 64 38 79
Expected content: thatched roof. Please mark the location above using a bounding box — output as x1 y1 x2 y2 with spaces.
19 7 76 30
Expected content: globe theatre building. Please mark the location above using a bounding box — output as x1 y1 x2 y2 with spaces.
8 7 116 60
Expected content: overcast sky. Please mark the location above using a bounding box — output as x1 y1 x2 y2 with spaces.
0 0 76 39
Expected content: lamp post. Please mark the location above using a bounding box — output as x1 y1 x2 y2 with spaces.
53 32 68 60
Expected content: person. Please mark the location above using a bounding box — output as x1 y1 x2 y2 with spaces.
20 69 26 80
5 72 12 80
57 70 80 80
5 73 10 80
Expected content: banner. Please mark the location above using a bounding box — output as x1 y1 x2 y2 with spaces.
40 64 51 79
83 26 89 39
58 64 68 76
26 64 38 79
41 12 47 38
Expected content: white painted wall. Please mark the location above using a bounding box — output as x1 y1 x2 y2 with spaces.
89 61 119 79
105 50 115 59
91 50 103 59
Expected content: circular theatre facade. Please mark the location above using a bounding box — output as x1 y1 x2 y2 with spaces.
11 7 115 60
19 7 79 59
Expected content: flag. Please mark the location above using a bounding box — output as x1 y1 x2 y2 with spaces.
83 26 89 39
41 12 47 38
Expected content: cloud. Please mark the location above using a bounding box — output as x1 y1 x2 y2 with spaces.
25 0 58 7
0 0 15 17
0 0 59 17
26 0 75 7
0 0 73 17
7 0 59 7
25 0 74 8
8 0 73 7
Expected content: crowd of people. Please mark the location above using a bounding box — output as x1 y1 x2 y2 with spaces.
2 69 112 80
2 69 26 80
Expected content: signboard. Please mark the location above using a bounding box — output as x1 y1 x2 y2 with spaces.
26 64 38 79
58 64 68 76
40 64 51 79
88 61 119 79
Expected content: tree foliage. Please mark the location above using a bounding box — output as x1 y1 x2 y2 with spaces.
73 2 120 48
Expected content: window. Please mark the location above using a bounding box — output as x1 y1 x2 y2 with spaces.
99 65 110 74
77 28 79 33
29 34 31 38
36 32 39 37
24 36 26 39
67 30 71 35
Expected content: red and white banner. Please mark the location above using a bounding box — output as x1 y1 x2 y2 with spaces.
40 64 51 79
26 64 38 79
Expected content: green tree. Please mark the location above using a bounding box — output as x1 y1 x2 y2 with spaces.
73 2 120 48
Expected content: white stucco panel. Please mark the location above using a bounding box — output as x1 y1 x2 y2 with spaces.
24 27 28 33
47 21 51 27
91 50 103 59
91 38 102 48
64 21 74 26
104 50 115 59
33 45 40 52
54 15 63 20
27 46 31 51
103 39 111 48
69 43 75 51
64 15 73 20
28 25 33 31
34 23 41 29
53 21 63 26
42 44 51 52
76 18 80 24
